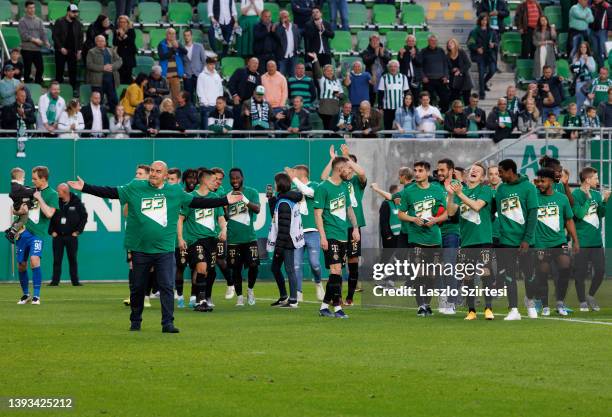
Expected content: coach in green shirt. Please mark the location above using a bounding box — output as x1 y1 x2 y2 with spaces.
68 161 242 333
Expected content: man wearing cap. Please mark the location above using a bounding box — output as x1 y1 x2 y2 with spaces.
242 86 271 130
196 56 223 130
52 4 83 90
86 35 122 112
18 1 49 84
0 65 21 107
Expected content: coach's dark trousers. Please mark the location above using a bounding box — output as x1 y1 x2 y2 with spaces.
51 235 79 284
130 252 174 327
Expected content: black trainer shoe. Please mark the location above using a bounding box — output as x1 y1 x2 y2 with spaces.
270 297 288 307
425 305 433 316
47 282 59 286
162 325 180 333
130 322 141 331
72 282 83 286
417 306 427 317
193 302 213 312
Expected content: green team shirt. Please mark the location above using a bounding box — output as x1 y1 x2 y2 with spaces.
227 186 259 244
346 175 366 227
294 180 319 231
399 182 446 246
25 185 59 237
495 175 539 246
491 188 500 239
572 188 605 247
314 179 350 242
590 78 612 107
392 190 410 235
454 183 493 247
438 181 460 237
534 191 573 248
118 180 194 253
553 182 565 194
180 190 223 245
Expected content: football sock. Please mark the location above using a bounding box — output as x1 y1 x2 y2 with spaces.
232 268 243 296
32 267 42 298
247 266 258 290
19 269 29 295
195 272 207 303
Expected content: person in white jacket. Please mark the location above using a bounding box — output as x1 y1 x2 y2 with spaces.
196 56 224 129
36 81 66 134
109 104 133 138
57 99 85 139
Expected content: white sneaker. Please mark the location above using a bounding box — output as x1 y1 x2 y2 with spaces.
297 291 303 302
225 285 235 300
315 283 324 301
150 291 160 299
441 303 456 315
31 296 40 305
174 290 179 300
17 295 31 304
235 295 244 306
542 307 551 316
504 308 522 321
527 307 538 319
144 296 151 308
247 288 256 305
438 297 448 313
579 302 589 312
206 298 215 308
586 295 601 312
556 305 568 316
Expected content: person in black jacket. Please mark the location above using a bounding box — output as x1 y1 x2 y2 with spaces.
82 14 112 64
113 15 137 84
267 172 303 307
303 7 334 67
444 100 469 138
446 38 473 105
132 98 160 136
379 184 400 248
253 10 279 74
52 4 84 90
175 92 200 132
398 34 422 99
468 13 499 100
477 0 510 34
275 96 311 132
274 10 301 78
464 93 487 134
486 97 516 142
417 34 450 112
361 33 391 103
228 57 262 128
1 87 36 130
291 0 316 29
48 183 88 286
81 91 110 136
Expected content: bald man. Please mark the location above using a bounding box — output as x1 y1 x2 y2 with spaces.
48 183 88 286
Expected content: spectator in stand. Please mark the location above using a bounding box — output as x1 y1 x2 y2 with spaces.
291 0 316 31
86 35 122 113
533 15 557 79
543 112 563 138
52 4 83 90
353 100 381 138
415 91 443 137
0 66 20 107
304 7 334 67
398 34 422 98
109 104 132 138
275 10 301 78
288 62 317 110
237 0 263 57
344 60 374 108
336 101 354 134
582 105 601 137
1 87 35 130
446 38 473 105
417 34 450 112
517 97 541 138
81 91 109 137
569 0 594 58
145 65 170 106
377 60 409 130
242 85 271 130
113 15 137 85
393 93 416 138
477 0 510 35
486 97 515 142
228 57 262 128
444 100 469 138
253 10 278 73
208 96 234 134
197 56 224 130
158 28 187 103
3 49 24 81
208 0 238 57
588 65 612 108
132 97 161 136
37 81 65 133
590 0 610 68
57 99 85 139
159 98 179 132
275 96 311 133
262 60 288 115
18 1 48 85
317 63 343 131
121 72 147 116
175 92 200 131
597 87 612 126
563 102 582 139
83 15 112 64
328 0 349 31
361 33 391 103
464 93 487 136
182 29 207 104
505 85 522 116
521 82 539 108
515 0 542 59
572 42 597 111
537 65 565 121
468 13 498 100
115 0 133 23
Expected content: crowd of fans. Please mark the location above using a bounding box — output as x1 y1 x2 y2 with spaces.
1 0 612 139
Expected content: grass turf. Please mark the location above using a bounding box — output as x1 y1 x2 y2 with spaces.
1 281 611 417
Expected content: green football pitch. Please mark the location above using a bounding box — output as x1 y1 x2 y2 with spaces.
1 281 611 417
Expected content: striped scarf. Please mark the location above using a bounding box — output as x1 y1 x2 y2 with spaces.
250 99 270 128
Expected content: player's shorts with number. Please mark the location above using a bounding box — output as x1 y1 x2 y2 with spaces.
324 239 347 269
227 241 260 269
188 237 218 269
16 229 44 263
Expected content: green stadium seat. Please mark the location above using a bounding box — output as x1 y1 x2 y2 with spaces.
17 0 41 19
348 3 368 31
148 28 166 50
78 1 102 24
415 31 433 49
25 83 43 103
138 2 161 25
168 2 192 25
556 59 571 79
0 1 14 21
79 84 92 105
221 56 244 79
59 83 73 102
501 32 521 61
329 30 353 54
515 58 535 85
43 54 55 80
116 84 129 99
372 4 396 32
134 29 144 50
401 4 426 29
136 55 155 67
2 26 21 49
107 1 116 23
544 5 563 31
357 30 377 51
264 2 279 21
385 31 406 53
48 1 69 21
557 32 568 56
191 29 206 44
197 3 210 26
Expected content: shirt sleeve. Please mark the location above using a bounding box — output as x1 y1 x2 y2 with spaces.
46 191 60 209
398 189 408 212
563 196 574 220
313 185 326 210
182 190 195 207
117 181 133 204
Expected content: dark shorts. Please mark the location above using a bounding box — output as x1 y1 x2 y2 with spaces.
175 246 188 269
407 244 441 277
126 250 132 263
347 227 361 258
188 237 218 269
324 239 347 269
458 244 494 278
216 240 227 259
227 241 260 269
536 244 571 264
